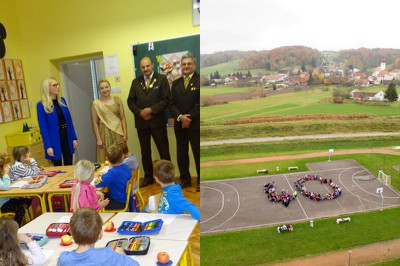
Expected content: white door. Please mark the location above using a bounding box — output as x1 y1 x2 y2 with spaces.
61 60 104 162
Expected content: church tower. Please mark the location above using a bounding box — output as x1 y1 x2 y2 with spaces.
381 58 386 71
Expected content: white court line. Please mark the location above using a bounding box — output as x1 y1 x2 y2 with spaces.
200 187 225 223
202 181 241 234
284 174 309 220
351 170 400 199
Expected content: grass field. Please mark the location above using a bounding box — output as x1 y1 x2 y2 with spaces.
201 60 267 76
200 86 252 96
201 207 400 265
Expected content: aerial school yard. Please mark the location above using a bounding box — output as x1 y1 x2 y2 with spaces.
200 86 400 265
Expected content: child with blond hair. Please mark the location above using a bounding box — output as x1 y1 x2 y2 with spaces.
70 160 109 212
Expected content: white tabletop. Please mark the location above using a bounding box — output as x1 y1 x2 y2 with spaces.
105 212 198 241
19 213 188 266
19 212 115 233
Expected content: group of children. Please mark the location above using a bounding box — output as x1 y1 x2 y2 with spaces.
263 181 297 207
294 174 342 201
0 140 199 265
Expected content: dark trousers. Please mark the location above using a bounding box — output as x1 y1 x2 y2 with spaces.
104 194 126 210
1 198 32 226
137 127 170 180
53 126 73 166
174 127 200 185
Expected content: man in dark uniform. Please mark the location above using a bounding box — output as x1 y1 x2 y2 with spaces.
169 53 200 191
127 56 171 187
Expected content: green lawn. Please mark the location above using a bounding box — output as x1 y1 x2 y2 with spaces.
201 86 252 96
369 258 400 266
201 87 400 125
201 60 267 76
201 135 400 162
201 207 400 266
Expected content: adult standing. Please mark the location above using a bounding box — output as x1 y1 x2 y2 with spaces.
37 77 77 166
127 56 171 187
91 79 128 163
169 53 200 191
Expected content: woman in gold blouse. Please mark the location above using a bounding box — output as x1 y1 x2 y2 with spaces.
91 79 127 162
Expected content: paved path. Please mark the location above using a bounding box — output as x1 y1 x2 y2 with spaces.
200 132 400 146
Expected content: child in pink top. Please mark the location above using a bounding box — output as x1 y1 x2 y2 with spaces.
70 160 109 212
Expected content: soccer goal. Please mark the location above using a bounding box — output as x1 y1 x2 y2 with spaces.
378 170 391 185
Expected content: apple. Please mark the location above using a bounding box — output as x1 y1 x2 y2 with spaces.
157 251 170 264
61 234 72 245
105 221 114 231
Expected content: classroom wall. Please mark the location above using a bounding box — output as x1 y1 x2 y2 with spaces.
0 0 199 175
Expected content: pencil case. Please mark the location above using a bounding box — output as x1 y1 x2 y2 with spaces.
21 175 48 189
20 233 48 246
58 179 75 188
105 236 150 255
117 219 163 235
45 223 71 237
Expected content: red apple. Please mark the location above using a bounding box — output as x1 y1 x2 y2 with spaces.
157 251 170 264
105 221 114 231
61 234 72 245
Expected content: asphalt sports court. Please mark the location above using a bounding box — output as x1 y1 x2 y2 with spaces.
200 159 400 234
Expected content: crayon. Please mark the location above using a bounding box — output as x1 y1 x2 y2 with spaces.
135 238 143 250
130 238 137 251
140 237 148 250
111 240 118 250
133 223 140 232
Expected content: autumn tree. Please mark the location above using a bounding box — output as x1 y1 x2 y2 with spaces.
385 82 398 104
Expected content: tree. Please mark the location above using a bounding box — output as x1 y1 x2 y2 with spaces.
266 62 271 71
311 57 316 67
301 62 306 72
210 73 214 80
246 70 252 78
214 71 220 79
385 82 398 104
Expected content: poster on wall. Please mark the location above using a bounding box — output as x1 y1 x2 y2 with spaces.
158 51 188 87
193 0 200 26
0 58 30 123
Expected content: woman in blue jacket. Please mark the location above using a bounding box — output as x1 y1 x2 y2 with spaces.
37 77 78 166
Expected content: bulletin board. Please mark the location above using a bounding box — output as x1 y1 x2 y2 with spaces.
132 34 200 87
0 58 30 124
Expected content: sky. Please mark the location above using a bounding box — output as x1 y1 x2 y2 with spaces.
201 0 400 54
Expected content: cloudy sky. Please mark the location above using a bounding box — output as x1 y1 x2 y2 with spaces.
201 0 400 54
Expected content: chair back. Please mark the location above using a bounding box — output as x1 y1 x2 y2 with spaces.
102 170 135 213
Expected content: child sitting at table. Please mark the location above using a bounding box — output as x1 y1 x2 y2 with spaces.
0 153 32 226
9 146 41 181
153 160 200 221
57 207 139 266
70 160 109 212
115 140 138 172
96 144 132 210
0 216 46 265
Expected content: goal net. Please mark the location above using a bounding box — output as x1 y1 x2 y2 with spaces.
378 170 391 185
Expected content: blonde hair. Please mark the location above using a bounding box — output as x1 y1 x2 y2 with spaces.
40 77 66 113
72 160 95 212
0 152 6 176
98 79 111 89
0 217 29 266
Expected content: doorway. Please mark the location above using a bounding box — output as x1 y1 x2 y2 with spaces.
60 57 105 162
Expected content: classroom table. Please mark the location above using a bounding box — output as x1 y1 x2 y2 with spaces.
105 212 198 241
0 166 74 213
19 212 189 266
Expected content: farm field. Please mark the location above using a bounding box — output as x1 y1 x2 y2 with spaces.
201 86 252 96
201 60 267 76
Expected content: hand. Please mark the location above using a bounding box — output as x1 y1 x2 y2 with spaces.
181 114 192 128
122 135 128 142
17 233 32 244
73 140 78 151
96 139 104 149
98 198 110 208
3 164 9 175
140 107 152 117
96 190 105 200
114 246 125 255
46 147 54 157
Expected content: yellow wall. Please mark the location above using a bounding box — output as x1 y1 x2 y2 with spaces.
0 0 199 173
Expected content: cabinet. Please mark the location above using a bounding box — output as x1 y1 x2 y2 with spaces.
7 140 50 167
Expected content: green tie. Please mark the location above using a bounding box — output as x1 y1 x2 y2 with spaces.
184 76 190 89
146 78 151 88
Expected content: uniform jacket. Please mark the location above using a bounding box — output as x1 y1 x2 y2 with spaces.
127 73 170 129
169 72 200 130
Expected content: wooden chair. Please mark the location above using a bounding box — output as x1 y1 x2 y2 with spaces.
131 168 144 210
102 169 139 213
